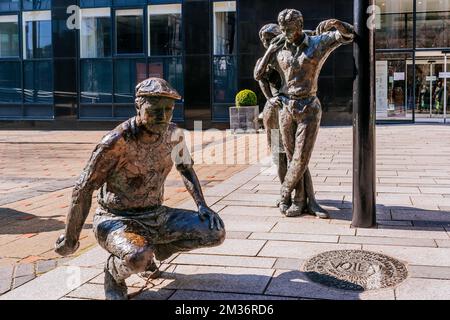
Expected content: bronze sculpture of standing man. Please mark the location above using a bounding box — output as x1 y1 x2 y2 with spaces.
255 9 354 218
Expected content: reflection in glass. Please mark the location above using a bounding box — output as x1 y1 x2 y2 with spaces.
0 16 18 57
0 61 21 103
116 9 143 54
415 0 450 48
25 20 52 59
80 9 111 58
213 55 237 104
149 5 182 56
375 52 413 121
375 0 413 49
114 59 147 103
213 1 236 55
24 60 53 104
81 59 112 103
148 56 184 97
22 0 51 11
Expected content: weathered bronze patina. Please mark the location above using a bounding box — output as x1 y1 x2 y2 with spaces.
55 78 225 300
255 9 354 218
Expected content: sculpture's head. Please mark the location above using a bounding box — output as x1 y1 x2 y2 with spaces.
278 9 304 44
134 78 181 133
259 23 282 49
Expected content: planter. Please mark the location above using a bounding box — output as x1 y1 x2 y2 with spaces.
229 105 259 133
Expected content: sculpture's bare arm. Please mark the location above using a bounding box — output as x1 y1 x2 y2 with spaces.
176 160 224 231
254 35 285 81
55 139 118 256
316 19 354 39
259 79 274 100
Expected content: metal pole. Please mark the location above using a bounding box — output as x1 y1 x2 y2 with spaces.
352 0 376 228
445 54 447 124
430 62 433 118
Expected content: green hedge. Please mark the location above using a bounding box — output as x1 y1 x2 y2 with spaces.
235 89 257 107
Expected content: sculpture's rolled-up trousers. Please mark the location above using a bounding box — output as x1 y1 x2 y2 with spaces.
278 96 322 203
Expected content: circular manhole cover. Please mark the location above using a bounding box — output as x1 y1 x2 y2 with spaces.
303 250 408 291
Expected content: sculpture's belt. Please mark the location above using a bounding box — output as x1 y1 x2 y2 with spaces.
98 204 162 217
279 95 317 107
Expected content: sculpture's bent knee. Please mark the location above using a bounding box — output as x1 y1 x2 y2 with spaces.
123 247 155 273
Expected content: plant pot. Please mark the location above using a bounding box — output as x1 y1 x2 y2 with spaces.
229 105 259 133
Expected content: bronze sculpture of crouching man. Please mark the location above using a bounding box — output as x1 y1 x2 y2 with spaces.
54 78 225 300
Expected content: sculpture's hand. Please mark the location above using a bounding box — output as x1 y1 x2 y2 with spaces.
269 97 282 109
198 205 225 231
269 34 285 52
54 234 80 256
315 19 338 35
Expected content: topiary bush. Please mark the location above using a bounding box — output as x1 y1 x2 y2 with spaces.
235 89 257 108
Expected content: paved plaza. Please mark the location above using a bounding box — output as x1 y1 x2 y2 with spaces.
1 124 450 300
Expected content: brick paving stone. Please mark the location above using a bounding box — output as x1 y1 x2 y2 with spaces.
0 266 102 300
12 275 35 289
132 288 175 300
362 245 450 267
265 270 395 300
220 218 275 233
219 206 281 217
158 265 274 294
13 263 34 278
190 239 266 257
66 283 142 300
0 279 11 295
0 266 14 280
271 221 356 236
408 265 450 280
396 278 450 300
435 239 450 248
356 226 449 240
224 231 250 239
172 254 276 269
258 241 361 259
249 232 339 244
169 290 295 300
339 235 436 248
273 258 304 270
36 260 57 275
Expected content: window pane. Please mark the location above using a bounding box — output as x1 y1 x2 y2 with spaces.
25 20 52 59
375 52 414 121
0 0 20 12
0 17 19 57
80 0 112 7
213 55 237 103
149 6 182 56
116 10 143 54
81 59 113 103
375 0 413 49
0 61 21 103
24 60 53 104
148 56 184 97
114 59 146 103
81 11 111 58
416 0 450 48
213 2 236 55
23 0 51 11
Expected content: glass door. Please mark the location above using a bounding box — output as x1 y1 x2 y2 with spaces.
415 56 449 122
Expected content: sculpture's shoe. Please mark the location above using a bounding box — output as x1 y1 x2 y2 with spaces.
104 267 128 300
139 259 161 279
279 201 290 215
306 201 330 219
285 202 305 217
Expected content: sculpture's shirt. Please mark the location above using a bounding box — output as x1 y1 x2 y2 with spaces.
272 31 353 99
94 120 188 212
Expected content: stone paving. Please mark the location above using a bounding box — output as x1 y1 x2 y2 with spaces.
2 125 450 300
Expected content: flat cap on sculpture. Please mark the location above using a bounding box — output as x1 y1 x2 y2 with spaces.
135 77 182 100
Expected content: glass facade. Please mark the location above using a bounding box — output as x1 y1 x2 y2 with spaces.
212 1 237 121
1 0 449 125
376 0 450 122
0 15 19 57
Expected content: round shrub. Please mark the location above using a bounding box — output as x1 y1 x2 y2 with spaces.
235 89 257 107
